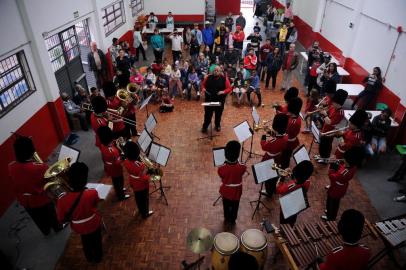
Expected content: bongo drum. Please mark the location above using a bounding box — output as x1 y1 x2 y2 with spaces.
240 229 268 269
211 232 240 270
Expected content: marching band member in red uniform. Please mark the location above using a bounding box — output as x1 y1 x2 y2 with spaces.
334 109 368 159
276 160 314 225
103 81 129 139
97 126 130 201
57 162 103 263
322 146 365 221
280 97 303 168
274 87 298 115
123 142 154 218
318 89 348 163
8 136 61 235
90 96 109 148
319 209 371 270
260 113 289 196
218 141 247 225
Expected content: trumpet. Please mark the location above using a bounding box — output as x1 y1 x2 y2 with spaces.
320 125 349 136
313 155 344 163
272 164 292 177
139 152 164 182
81 103 137 126
33 152 43 163
253 120 271 133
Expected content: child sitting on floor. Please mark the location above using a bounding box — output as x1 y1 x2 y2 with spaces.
159 90 174 113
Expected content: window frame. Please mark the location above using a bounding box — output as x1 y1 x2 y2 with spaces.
0 51 36 118
131 0 144 17
102 1 126 37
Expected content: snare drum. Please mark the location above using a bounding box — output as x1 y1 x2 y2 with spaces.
240 229 268 269
211 232 240 270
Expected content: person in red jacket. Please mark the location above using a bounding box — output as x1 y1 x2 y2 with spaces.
259 39 273 81
276 160 314 225
318 89 348 163
57 162 103 263
90 96 110 148
274 86 298 115
123 141 154 218
280 97 303 169
319 209 371 270
8 136 61 236
334 109 368 159
322 146 365 221
243 48 257 75
218 140 247 225
260 113 289 196
97 126 130 201
232 25 245 51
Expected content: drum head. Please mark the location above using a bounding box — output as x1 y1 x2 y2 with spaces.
214 232 239 255
241 229 267 251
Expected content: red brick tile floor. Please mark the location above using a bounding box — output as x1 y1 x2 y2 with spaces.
56 74 398 269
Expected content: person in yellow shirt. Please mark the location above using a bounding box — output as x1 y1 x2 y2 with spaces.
277 23 288 55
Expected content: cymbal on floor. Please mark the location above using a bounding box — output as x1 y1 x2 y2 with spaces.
186 228 213 254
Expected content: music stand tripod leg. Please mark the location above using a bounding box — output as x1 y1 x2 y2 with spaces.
249 182 271 219
213 195 222 206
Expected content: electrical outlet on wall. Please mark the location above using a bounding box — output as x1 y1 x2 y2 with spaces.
349 22 354 28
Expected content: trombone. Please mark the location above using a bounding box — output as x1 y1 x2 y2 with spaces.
320 125 349 136
253 120 272 133
313 155 344 163
272 164 293 177
81 103 137 126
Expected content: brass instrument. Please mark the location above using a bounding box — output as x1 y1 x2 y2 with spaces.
43 158 72 200
127 83 140 98
272 164 293 177
313 155 344 163
81 103 137 126
139 152 163 182
254 120 271 133
33 152 43 163
320 125 349 136
261 102 280 108
306 107 326 116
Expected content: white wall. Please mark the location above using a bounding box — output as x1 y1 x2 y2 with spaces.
143 0 205 15
292 0 323 30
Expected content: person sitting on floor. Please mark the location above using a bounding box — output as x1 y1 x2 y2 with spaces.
232 71 247 105
159 90 174 113
367 108 392 156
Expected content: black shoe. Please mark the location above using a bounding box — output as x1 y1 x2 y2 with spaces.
387 177 400 182
119 194 131 201
215 126 221 132
201 127 208 133
399 189 406 194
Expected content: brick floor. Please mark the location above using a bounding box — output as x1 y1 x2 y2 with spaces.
56 74 397 269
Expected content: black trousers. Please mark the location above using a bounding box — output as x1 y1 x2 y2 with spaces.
136 44 146 60
222 198 240 223
326 195 340 221
124 113 137 137
392 156 406 180
111 175 125 200
25 202 61 236
265 69 278 88
307 76 318 95
203 101 225 129
81 227 103 263
265 176 279 197
153 49 163 63
134 189 149 218
280 208 298 226
172 50 182 63
280 149 293 169
258 63 267 81
352 90 376 109
247 88 262 106
319 135 334 158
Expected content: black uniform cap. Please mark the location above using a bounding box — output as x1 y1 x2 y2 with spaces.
228 251 259 270
272 113 289 135
125 141 141 161
332 89 348 106
293 160 314 184
324 80 337 94
91 96 107 114
13 136 35 162
349 109 369 128
338 209 365 244
287 97 303 116
344 146 365 167
68 162 89 191
97 126 114 146
103 81 117 98
284 87 299 102
225 140 241 163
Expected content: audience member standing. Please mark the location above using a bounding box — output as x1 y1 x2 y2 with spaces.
286 22 298 50
115 49 132 88
151 28 165 63
148 12 158 30
281 43 298 91
232 25 245 51
265 47 283 89
191 23 203 48
202 22 215 52
225 12 234 31
133 27 147 61
236 12 246 30
87 42 108 89
352 67 383 110
109 38 121 69
166 11 175 31
169 29 183 63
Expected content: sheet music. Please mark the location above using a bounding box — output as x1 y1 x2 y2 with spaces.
252 159 278 184
139 94 153 111
145 113 157 132
213 148 225 167
252 106 260 125
148 143 160 162
137 129 152 152
233 121 253 143
311 121 320 143
58 145 80 165
280 188 307 219
86 183 112 200
293 145 310 164
156 146 170 166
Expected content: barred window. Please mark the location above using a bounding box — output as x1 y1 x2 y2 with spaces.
131 0 144 17
102 1 126 36
0 51 36 117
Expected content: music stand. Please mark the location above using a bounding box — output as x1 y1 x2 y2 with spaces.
197 102 221 141
137 129 153 153
250 159 278 219
58 144 80 164
279 188 309 219
308 120 321 154
293 145 311 165
145 113 160 140
233 120 253 161
139 94 153 117
212 147 225 206
148 142 171 205
242 107 263 162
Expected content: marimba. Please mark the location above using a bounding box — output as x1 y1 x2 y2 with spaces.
273 220 377 270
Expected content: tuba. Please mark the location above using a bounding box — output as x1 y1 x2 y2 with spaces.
127 83 140 104
116 89 131 114
43 158 72 200
139 153 163 182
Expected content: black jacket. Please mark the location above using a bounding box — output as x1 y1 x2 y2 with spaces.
87 49 108 72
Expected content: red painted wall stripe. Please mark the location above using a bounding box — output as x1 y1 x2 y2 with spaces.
215 0 241 15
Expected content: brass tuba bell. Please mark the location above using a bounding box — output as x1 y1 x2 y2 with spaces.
139 153 163 182
43 158 72 200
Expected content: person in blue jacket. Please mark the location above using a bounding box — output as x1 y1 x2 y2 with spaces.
150 28 165 63
202 21 215 53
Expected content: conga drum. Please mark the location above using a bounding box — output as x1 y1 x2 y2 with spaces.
240 229 268 269
211 232 240 270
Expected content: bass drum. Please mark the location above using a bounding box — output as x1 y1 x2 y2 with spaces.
240 229 268 269
211 232 239 270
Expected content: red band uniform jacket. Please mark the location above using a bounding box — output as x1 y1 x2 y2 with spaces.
276 178 310 196
327 163 356 199
90 113 108 148
260 134 288 165
100 143 123 177
286 116 301 150
322 106 344 133
335 129 363 159
123 160 150 191
218 162 247 201
319 243 371 270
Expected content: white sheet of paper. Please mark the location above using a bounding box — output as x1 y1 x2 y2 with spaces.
253 159 278 183
213 148 226 167
233 121 252 143
156 147 170 166
293 146 310 164
280 188 307 219
252 107 260 125
140 134 152 152
148 143 160 162
145 114 157 133
201 102 221 106
86 183 112 200
140 94 153 111
311 121 320 143
58 145 80 165
137 129 148 146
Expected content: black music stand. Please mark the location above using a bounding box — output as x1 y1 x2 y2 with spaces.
233 120 253 160
308 120 321 154
243 107 263 162
139 94 153 117
197 102 221 141
145 113 160 141
150 170 171 206
212 147 225 206
148 142 171 206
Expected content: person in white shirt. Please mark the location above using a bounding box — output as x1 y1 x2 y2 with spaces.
133 27 147 61
169 29 183 63
148 12 158 30
166 11 175 30
169 64 182 99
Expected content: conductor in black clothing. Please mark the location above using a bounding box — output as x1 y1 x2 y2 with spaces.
115 49 132 88
87 42 108 89
201 66 232 132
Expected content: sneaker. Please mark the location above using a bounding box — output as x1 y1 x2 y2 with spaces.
147 210 154 217
119 194 131 201
182 89 186 94
394 195 406 202
321 215 328 221
324 185 330 189
123 188 127 191
317 159 328 164
215 126 221 132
